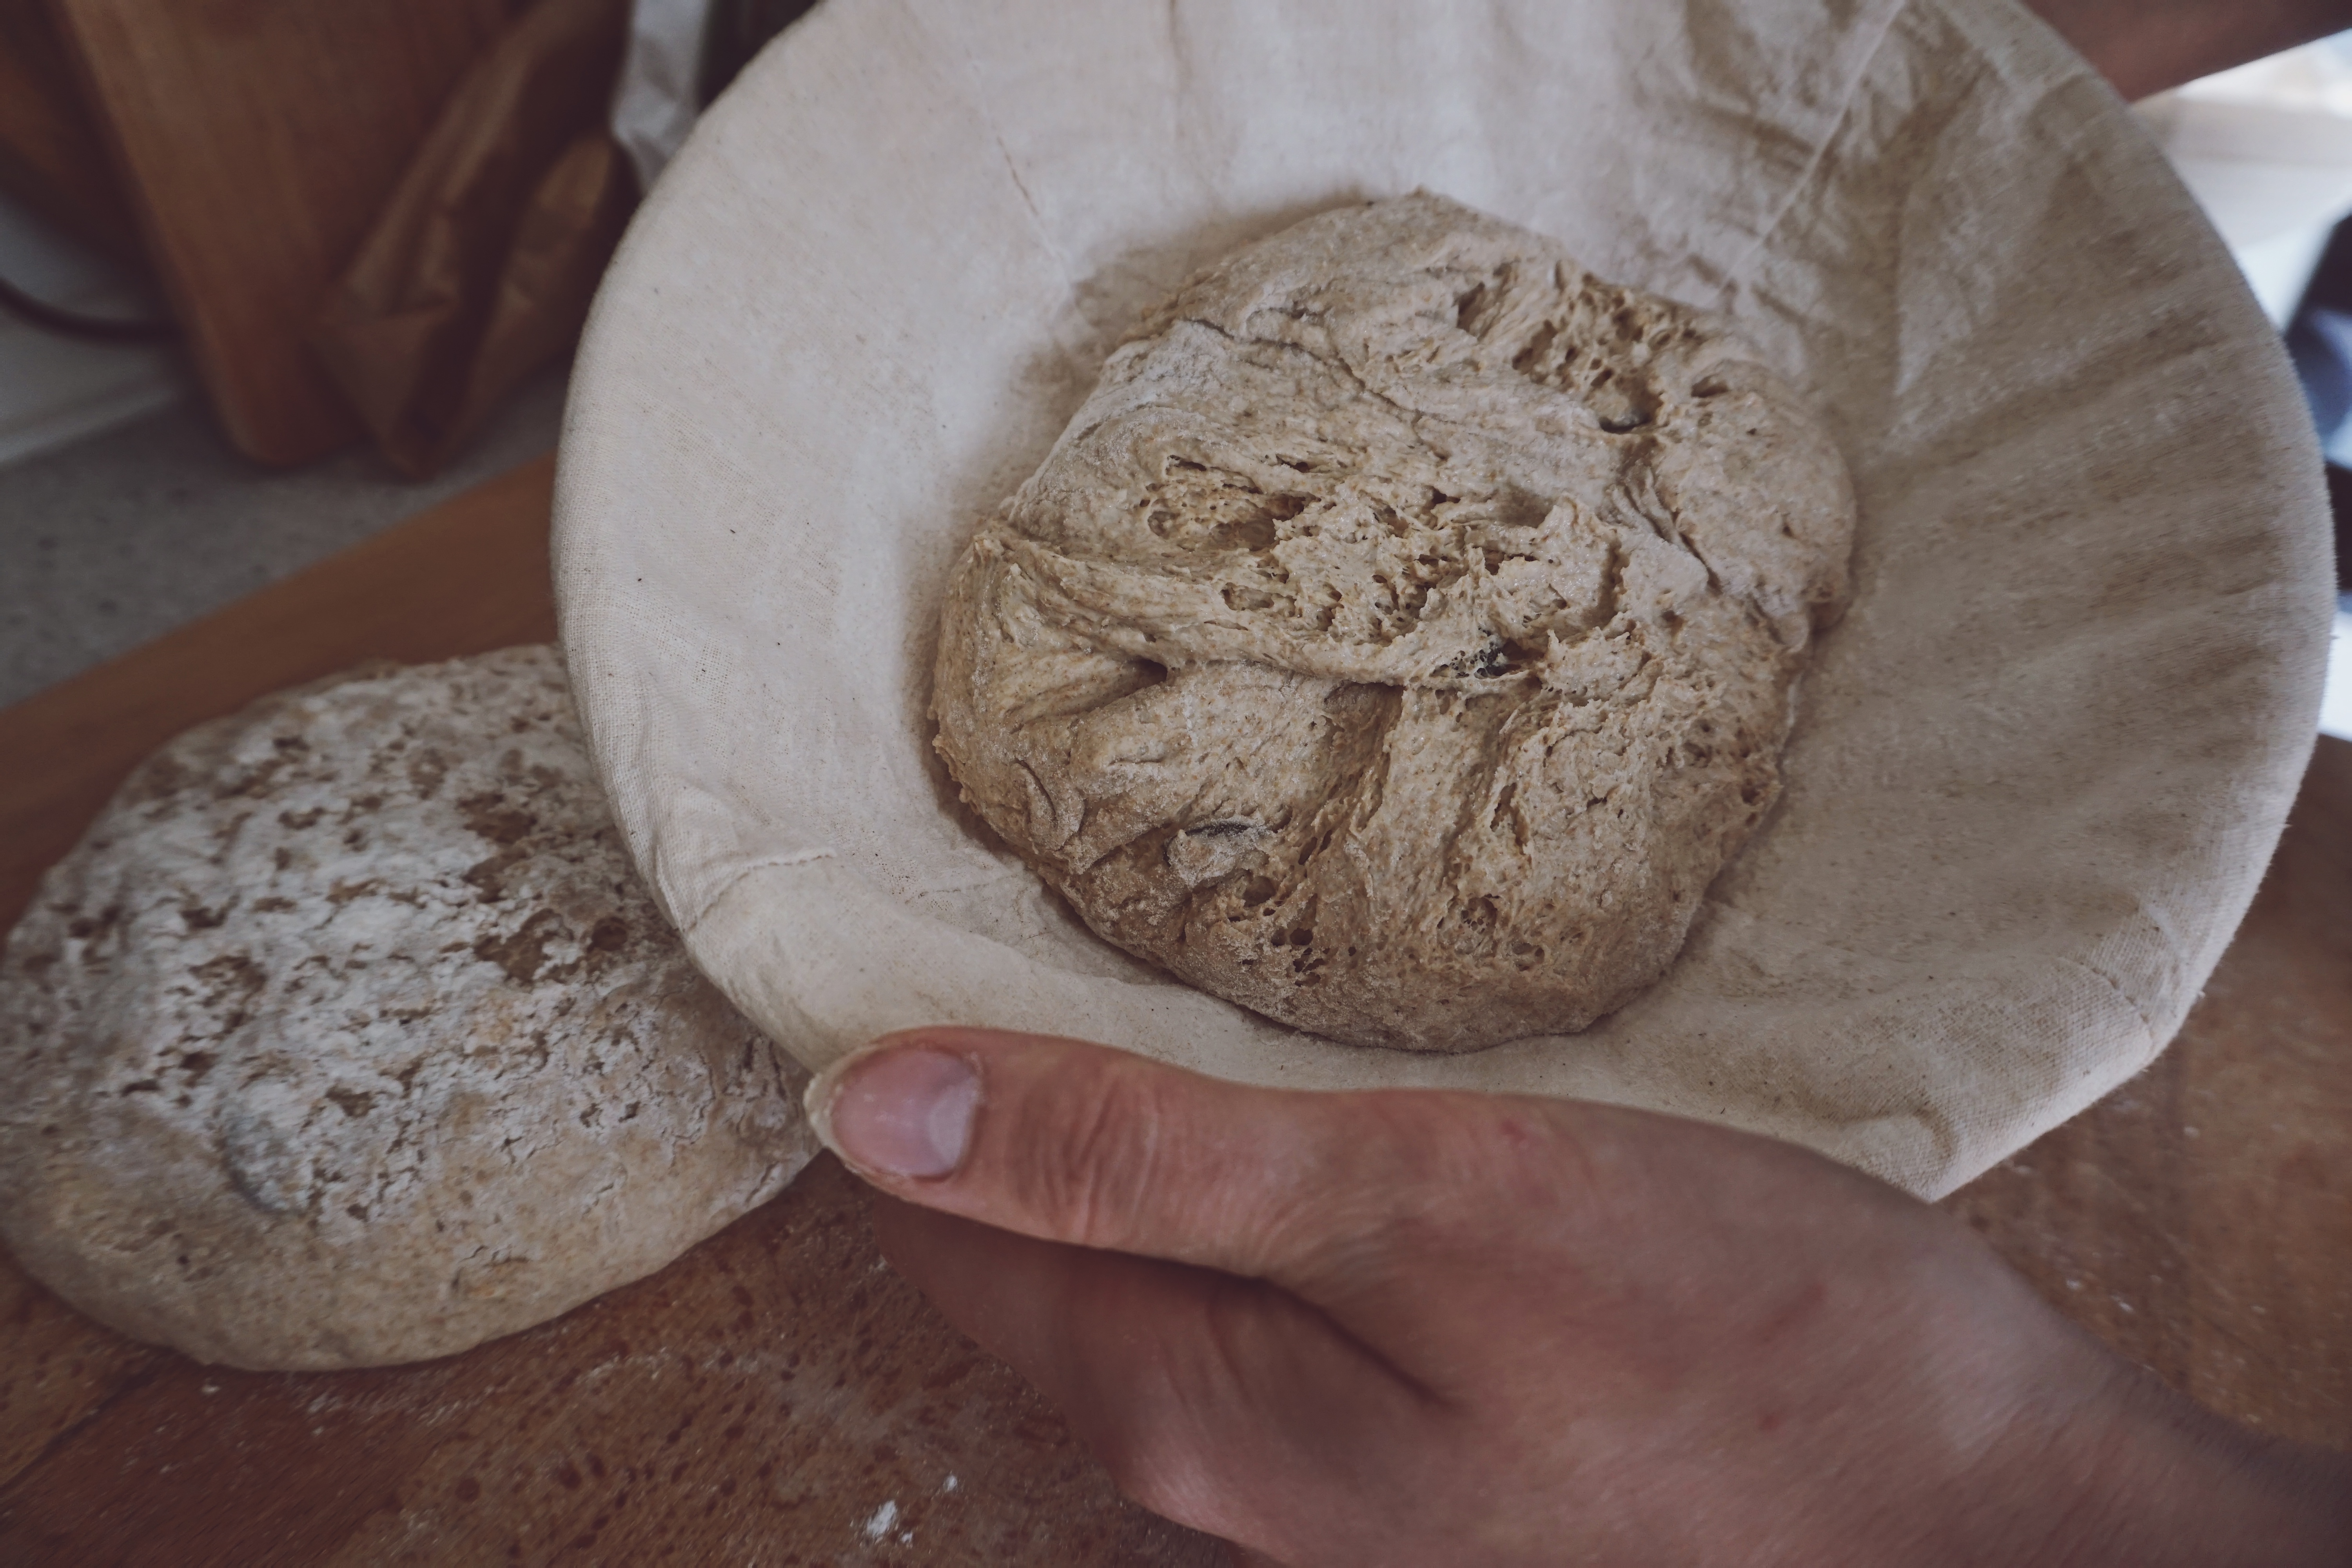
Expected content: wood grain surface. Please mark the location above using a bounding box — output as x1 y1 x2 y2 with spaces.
48 0 513 465
0 1157 1221 1566
1944 731 2352 1450
0 458 2344 1561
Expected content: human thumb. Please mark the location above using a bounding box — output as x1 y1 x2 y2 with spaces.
804 1026 1434 1290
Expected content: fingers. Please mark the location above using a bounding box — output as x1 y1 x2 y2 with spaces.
871 1193 1429 1555
808 1026 1535 1298
821 1031 1475 1559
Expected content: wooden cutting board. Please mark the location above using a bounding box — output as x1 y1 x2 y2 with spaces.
1944 735 2352 1445
46 0 513 465
0 457 2344 1561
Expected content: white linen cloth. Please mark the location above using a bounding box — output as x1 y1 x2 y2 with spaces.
556 0 2331 1198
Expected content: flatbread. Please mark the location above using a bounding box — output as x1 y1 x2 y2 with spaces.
0 648 818 1370
933 196 1854 1051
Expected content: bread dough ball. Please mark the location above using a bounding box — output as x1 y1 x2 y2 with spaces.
0 648 818 1370
932 194 1855 1053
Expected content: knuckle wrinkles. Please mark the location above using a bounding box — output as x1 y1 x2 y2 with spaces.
1021 1063 1171 1247
1348 1095 1577 1253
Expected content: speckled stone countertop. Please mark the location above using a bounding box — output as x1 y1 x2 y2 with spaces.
0 367 564 711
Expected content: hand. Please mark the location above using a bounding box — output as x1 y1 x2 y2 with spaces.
2025 0 2352 101
808 1029 2352 1567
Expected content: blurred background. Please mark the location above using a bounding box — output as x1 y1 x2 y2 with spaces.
0 0 2347 736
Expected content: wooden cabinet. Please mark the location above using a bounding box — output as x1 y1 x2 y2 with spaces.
8 0 514 465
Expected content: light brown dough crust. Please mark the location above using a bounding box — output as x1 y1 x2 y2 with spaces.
0 648 817 1369
933 194 1855 1053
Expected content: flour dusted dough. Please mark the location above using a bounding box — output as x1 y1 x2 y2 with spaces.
933 195 1855 1053
0 648 818 1370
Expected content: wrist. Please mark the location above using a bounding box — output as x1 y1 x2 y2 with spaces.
1986 1360 2352 1567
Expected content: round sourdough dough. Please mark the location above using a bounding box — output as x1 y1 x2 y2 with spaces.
0 647 818 1371
932 194 1856 1054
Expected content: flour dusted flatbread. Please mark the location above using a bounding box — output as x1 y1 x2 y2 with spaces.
0 648 818 1370
933 194 1854 1053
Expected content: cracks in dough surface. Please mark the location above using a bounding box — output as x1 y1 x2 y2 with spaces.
933 195 1855 1054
